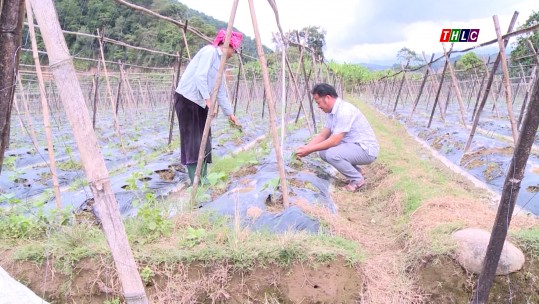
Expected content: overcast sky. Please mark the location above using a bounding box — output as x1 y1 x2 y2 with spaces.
178 0 537 65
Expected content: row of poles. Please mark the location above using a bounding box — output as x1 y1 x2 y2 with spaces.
362 12 539 303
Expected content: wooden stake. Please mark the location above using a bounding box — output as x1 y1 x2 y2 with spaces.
427 53 450 128
115 63 123 116
96 27 125 151
517 66 537 129
464 12 518 152
92 30 103 129
493 15 519 144
25 1 61 209
233 49 243 115
471 57 491 121
393 60 409 112
442 43 467 127
190 0 240 205
408 53 435 122
472 63 539 304
28 1 148 302
16 75 38 145
248 0 289 207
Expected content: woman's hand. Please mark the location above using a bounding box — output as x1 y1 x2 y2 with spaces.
228 114 239 125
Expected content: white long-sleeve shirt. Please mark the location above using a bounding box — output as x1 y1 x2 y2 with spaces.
175 45 233 116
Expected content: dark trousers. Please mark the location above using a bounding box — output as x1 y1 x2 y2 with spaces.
174 93 212 165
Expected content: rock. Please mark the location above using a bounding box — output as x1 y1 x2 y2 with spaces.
452 228 525 275
0 266 49 304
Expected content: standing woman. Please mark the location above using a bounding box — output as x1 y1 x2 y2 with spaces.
175 29 242 184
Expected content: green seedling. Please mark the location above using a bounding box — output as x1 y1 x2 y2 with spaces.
261 177 280 193
3 155 17 170
229 120 243 132
289 152 303 168
205 172 226 186
181 226 207 248
140 266 154 285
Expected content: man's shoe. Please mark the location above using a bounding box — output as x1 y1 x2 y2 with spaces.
341 179 365 192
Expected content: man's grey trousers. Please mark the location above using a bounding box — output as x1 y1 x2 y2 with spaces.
319 142 376 182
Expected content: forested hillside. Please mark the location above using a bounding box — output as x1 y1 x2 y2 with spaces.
21 0 270 69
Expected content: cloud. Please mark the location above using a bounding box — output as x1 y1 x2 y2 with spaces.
330 0 522 46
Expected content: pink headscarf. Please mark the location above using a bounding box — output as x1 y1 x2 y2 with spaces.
212 29 243 52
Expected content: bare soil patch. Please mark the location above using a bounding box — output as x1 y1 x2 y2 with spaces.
0 253 360 304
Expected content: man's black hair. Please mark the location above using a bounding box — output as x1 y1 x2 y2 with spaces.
311 83 338 98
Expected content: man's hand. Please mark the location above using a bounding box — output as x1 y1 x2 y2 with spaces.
296 145 311 158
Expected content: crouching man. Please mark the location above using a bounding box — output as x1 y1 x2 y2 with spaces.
295 83 379 192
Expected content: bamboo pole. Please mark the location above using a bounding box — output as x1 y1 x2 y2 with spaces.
443 86 452 115
248 0 289 208
299 50 317 133
471 57 491 121
279 40 286 153
517 66 536 129
119 63 136 120
27 22 180 58
493 15 519 144
466 70 479 109
16 75 38 145
114 0 212 43
393 60 409 112
96 28 125 150
408 53 435 122
285 54 313 136
233 49 243 115
442 43 467 127
526 39 539 64
92 30 104 129
25 1 61 209
427 54 450 128
115 62 123 116
512 66 524 105
28 1 148 302
464 12 518 152
190 0 240 205
472 64 539 304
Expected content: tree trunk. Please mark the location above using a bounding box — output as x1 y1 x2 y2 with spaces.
0 0 25 174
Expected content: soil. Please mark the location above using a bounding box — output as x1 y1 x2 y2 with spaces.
416 254 539 303
155 169 175 182
0 253 361 304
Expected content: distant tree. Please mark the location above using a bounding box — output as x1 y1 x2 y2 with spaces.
510 10 539 74
396 47 421 67
455 52 485 75
286 26 326 62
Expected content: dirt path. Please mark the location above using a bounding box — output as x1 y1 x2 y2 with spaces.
293 99 532 303
332 164 423 303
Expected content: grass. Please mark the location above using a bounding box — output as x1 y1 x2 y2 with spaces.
352 98 480 216
513 228 539 258
429 221 465 255
209 149 258 174
57 159 83 171
3 209 362 278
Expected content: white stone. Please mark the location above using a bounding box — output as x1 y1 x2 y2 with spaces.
452 228 525 275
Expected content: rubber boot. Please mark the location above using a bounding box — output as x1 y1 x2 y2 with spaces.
187 162 208 185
